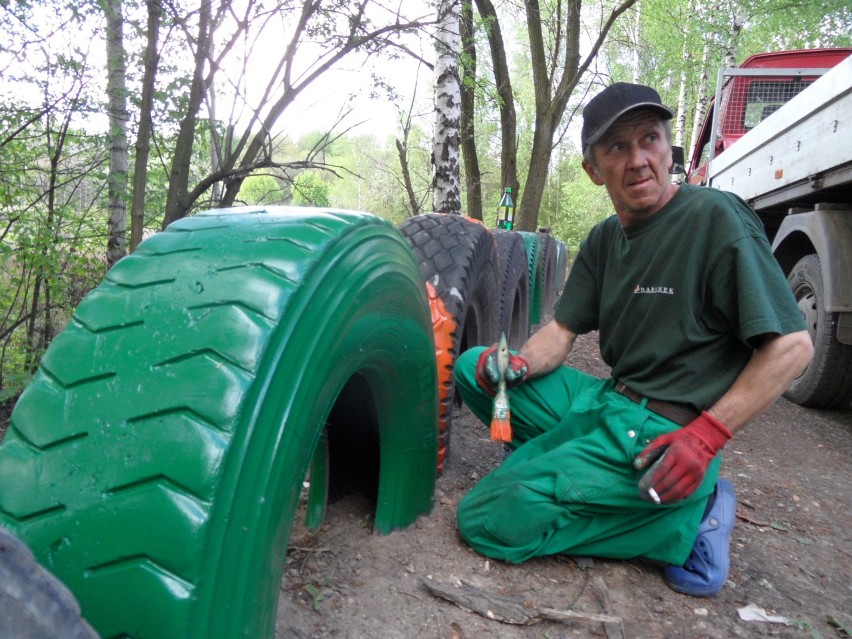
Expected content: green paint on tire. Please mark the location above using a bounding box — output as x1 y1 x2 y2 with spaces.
517 231 542 325
0 207 438 639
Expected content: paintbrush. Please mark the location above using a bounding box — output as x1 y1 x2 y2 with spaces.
489 332 513 443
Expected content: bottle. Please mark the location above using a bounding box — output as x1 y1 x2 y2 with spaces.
496 187 514 230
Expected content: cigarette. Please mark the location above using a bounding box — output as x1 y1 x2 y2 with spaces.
648 488 661 504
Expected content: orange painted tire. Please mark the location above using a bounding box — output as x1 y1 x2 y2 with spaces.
399 214 500 472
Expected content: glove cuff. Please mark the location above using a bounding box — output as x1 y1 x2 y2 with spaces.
695 410 733 450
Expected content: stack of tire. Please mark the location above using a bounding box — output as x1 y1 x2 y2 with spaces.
0 207 569 639
399 214 568 473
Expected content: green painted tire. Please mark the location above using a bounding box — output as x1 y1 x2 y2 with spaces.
0 207 438 639
517 231 543 325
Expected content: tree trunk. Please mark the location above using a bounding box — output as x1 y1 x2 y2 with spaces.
396 134 420 216
688 2 715 162
104 0 128 266
432 0 462 215
474 0 518 198
516 0 638 231
459 0 482 219
130 0 161 250
631 0 642 83
162 0 212 228
724 12 743 68
675 0 696 150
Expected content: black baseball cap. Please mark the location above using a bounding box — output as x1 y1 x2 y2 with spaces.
581 82 674 150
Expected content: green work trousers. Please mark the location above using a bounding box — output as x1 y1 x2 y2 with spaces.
454 346 719 566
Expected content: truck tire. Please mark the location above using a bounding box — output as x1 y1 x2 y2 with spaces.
784 254 852 407
0 208 438 639
555 240 570 296
538 232 558 316
0 527 100 639
493 230 530 350
399 213 500 472
517 231 543 325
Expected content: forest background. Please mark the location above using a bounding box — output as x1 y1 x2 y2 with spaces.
0 0 850 401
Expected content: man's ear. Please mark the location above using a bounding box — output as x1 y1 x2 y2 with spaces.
582 160 604 186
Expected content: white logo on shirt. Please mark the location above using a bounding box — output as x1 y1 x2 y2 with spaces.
634 285 674 295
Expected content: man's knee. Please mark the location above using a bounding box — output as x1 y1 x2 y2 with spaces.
455 346 485 384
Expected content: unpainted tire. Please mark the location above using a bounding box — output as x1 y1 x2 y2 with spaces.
784 254 852 407
399 213 500 472
517 231 543 325
537 232 558 317
0 207 438 639
0 527 100 639
493 230 530 350
555 239 570 297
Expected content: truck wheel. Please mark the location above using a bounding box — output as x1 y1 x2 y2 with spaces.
0 527 100 639
784 254 852 407
0 208 438 639
493 230 530 349
399 213 500 472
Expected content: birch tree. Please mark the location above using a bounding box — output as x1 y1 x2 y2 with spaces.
459 0 483 219
432 0 462 214
103 0 128 267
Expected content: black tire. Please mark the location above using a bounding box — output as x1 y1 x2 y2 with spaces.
537 231 558 317
517 231 543 325
493 230 530 350
784 254 852 407
555 239 570 297
0 527 100 639
0 208 438 639
399 213 500 472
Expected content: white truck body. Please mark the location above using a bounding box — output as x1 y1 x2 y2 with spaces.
694 51 852 408
706 55 852 211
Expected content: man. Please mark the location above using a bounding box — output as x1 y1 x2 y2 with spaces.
454 82 813 596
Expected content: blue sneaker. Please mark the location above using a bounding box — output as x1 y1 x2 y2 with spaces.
664 479 736 596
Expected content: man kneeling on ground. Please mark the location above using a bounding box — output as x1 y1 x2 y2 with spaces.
454 82 813 596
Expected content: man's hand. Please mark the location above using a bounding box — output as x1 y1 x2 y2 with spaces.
634 412 732 503
475 345 529 396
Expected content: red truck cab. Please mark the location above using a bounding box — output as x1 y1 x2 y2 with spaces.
686 48 852 185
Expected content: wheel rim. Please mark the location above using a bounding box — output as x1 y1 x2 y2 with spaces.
796 287 818 340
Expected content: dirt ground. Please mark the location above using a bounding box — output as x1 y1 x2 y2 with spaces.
0 329 849 639
277 330 852 639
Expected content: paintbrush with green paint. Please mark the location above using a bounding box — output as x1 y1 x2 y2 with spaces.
489 332 513 443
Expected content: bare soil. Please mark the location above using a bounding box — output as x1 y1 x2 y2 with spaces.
1 331 849 639
278 331 852 639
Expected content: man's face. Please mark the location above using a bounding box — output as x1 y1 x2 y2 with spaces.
583 110 674 224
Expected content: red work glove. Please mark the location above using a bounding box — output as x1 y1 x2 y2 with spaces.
633 411 732 503
474 345 529 396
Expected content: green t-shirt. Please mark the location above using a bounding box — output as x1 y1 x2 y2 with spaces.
554 183 806 411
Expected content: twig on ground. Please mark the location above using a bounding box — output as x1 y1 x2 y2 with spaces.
736 510 773 528
420 577 620 626
591 576 626 639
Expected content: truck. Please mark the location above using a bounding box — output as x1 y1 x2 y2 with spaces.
686 47 852 409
